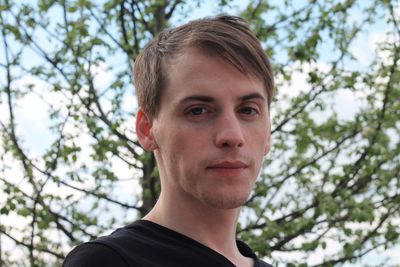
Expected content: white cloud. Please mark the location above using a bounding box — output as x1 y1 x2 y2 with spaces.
0 75 52 134
92 62 114 90
369 31 397 65
334 88 366 121
351 33 373 67
272 61 330 119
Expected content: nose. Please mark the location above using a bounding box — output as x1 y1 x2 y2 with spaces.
215 112 244 148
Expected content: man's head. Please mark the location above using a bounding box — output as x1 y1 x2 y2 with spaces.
134 15 274 119
135 16 273 210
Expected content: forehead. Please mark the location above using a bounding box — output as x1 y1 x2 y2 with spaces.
166 45 261 79
160 47 266 105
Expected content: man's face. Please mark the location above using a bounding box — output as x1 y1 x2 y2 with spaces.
138 47 271 210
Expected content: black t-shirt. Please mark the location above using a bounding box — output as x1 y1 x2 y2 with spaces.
63 220 272 267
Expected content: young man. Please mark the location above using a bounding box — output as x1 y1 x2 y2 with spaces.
63 15 274 267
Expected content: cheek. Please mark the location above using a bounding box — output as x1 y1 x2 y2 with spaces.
172 131 207 172
247 126 268 146
246 128 269 165
162 130 195 164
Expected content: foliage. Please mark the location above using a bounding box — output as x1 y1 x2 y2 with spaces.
0 0 399 266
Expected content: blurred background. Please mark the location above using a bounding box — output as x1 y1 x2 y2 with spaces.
0 0 399 266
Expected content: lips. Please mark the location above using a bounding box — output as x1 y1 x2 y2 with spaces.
208 161 248 169
206 161 248 177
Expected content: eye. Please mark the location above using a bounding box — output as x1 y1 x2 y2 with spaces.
188 107 207 116
238 106 259 115
184 106 214 122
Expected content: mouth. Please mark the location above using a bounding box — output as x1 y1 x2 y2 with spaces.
208 161 248 169
206 161 248 177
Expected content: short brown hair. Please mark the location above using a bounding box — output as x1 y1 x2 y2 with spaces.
134 15 274 118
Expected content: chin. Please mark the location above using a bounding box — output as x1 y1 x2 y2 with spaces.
200 191 250 210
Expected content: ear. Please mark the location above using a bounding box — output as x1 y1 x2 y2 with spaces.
136 109 158 151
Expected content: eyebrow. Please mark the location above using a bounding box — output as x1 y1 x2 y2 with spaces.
240 92 266 102
180 92 266 103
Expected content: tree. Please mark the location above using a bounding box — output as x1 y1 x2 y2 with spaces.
0 0 399 266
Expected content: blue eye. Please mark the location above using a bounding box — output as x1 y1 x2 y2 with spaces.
189 107 206 115
239 107 259 115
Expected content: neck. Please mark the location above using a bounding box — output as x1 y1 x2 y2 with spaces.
143 189 241 260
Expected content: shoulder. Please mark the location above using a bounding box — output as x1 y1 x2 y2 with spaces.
62 242 128 267
62 221 151 267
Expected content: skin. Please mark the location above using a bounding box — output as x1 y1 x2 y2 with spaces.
136 47 271 267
